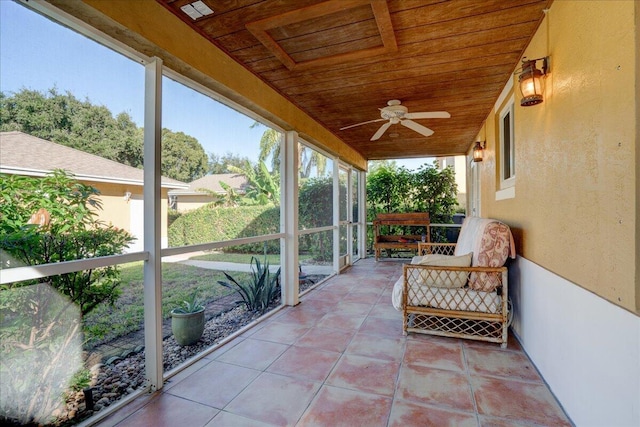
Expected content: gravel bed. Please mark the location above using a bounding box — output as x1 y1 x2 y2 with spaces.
55 275 325 426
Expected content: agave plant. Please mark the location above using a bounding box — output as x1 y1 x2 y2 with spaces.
172 291 205 314
218 256 281 314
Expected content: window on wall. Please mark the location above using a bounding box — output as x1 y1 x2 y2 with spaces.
499 97 515 189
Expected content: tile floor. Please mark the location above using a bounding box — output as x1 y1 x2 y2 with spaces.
96 259 572 427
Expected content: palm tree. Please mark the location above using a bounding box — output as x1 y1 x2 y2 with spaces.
251 122 328 179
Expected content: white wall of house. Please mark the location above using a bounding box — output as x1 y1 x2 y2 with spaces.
509 257 640 427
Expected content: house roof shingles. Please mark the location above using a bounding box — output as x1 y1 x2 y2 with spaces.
169 173 249 196
0 131 187 189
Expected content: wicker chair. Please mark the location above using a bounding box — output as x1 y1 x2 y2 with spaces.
392 217 515 348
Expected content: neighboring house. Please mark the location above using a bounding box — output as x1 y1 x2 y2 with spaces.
0 131 188 252
168 173 248 212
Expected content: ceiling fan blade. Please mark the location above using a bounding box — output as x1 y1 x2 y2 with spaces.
404 111 451 119
401 119 434 137
370 122 392 141
340 118 386 130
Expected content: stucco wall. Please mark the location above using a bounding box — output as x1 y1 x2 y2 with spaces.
174 194 214 213
477 1 638 312
85 181 171 247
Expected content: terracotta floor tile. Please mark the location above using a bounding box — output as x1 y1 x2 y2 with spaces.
249 320 310 345
166 361 260 409
388 399 478 427
163 357 215 391
359 316 404 337
368 302 402 320
117 393 217 427
224 372 320 426
205 411 278 426
297 385 393 427
403 339 465 372
334 301 373 316
472 376 571 426
326 353 400 397
295 298 338 312
478 415 539 427
267 345 341 382
295 327 355 353
276 306 328 326
465 346 541 382
215 338 288 370
346 333 405 362
342 291 382 304
317 312 367 331
304 289 344 304
397 364 475 412
463 332 522 352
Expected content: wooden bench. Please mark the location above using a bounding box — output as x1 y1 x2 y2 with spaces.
373 213 430 261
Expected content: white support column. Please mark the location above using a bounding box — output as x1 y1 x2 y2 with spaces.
143 57 163 390
358 170 367 258
346 167 353 264
332 158 340 274
280 131 299 306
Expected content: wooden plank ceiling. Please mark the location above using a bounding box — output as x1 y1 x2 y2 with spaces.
159 0 551 160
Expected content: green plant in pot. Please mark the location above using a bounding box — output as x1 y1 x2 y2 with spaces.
170 292 205 346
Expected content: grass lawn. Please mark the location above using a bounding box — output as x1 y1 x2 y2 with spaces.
83 261 238 348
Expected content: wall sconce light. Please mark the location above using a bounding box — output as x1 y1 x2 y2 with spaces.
516 56 549 106
123 191 132 202
473 141 486 162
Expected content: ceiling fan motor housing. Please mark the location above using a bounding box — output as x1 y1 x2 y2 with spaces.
381 104 408 121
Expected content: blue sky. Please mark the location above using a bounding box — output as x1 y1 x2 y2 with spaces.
0 1 429 170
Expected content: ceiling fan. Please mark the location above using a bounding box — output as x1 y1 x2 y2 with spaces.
340 99 450 141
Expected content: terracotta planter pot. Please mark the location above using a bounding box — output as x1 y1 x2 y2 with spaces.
170 308 205 346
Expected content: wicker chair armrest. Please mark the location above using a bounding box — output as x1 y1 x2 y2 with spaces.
418 242 456 256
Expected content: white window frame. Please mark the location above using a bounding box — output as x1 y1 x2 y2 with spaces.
499 98 516 188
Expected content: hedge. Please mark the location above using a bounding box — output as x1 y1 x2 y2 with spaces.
168 204 281 253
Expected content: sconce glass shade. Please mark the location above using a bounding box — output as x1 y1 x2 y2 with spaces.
519 59 545 106
472 141 484 162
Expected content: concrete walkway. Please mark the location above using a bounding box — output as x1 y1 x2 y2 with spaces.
163 251 333 275
178 259 334 276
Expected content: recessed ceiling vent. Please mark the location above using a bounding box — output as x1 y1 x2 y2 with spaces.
180 1 214 20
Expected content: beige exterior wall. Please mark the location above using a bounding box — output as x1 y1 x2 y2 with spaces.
81 181 171 246
174 194 215 213
58 0 367 171
474 1 638 313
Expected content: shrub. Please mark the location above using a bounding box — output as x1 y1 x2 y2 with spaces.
298 177 346 262
217 256 280 314
0 171 134 315
0 171 133 425
168 204 280 253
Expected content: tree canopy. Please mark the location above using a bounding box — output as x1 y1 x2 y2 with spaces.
366 161 458 223
208 152 252 174
0 88 208 182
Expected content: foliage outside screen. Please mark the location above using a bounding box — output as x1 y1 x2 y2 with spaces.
0 171 133 425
